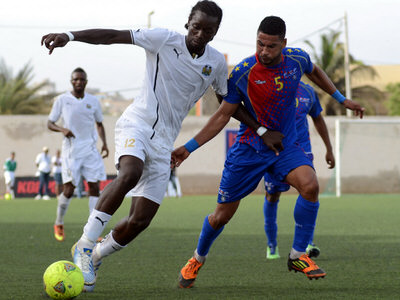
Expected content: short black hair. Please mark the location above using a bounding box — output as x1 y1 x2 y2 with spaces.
258 16 286 39
72 67 86 76
186 0 223 29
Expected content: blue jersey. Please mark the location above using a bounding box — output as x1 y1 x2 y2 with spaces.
224 48 313 153
295 82 322 153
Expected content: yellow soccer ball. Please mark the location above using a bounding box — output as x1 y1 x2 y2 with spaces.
43 260 84 299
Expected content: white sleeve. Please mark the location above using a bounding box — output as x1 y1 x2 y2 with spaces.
35 154 41 165
212 58 229 97
131 28 171 53
48 96 62 122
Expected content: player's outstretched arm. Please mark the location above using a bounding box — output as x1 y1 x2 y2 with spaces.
306 64 365 118
172 100 238 167
41 29 132 54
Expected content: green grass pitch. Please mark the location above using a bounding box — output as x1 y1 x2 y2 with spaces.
0 194 399 299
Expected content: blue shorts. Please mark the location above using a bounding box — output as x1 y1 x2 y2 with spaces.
218 142 313 203
263 152 314 195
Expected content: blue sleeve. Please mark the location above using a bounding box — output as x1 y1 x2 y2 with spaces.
223 65 243 104
301 50 313 74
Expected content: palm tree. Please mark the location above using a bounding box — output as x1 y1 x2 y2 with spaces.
386 83 400 115
0 59 54 114
304 30 385 115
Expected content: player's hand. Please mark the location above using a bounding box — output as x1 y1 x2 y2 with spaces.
101 145 109 158
343 99 365 119
171 146 190 167
62 129 75 138
41 33 70 55
326 150 335 169
260 130 285 156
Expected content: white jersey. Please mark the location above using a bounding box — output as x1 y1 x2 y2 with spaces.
48 92 103 159
35 153 51 173
122 28 228 149
52 155 62 174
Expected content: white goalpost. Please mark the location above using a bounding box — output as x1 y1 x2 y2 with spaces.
335 118 400 197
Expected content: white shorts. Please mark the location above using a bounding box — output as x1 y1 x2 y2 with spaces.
62 149 106 186
4 171 15 185
114 116 171 205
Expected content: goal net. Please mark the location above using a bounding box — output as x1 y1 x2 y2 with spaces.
334 118 400 197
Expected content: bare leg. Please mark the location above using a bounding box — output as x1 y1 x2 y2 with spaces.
95 155 144 215
112 196 159 245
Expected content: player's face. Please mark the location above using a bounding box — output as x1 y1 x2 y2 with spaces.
256 32 287 67
70 72 87 94
186 11 219 55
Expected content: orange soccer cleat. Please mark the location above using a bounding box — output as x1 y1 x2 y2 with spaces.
53 224 65 242
288 254 326 280
178 257 204 288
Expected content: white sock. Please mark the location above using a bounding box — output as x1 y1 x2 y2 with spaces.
77 209 112 250
55 193 72 225
95 230 125 260
289 248 305 260
88 196 99 214
194 249 206 264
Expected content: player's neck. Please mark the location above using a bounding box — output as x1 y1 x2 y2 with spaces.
185 37 205 59
71 91 85 99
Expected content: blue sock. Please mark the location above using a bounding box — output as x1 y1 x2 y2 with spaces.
197 215 224 257
293 195 319 252
263 197 279 247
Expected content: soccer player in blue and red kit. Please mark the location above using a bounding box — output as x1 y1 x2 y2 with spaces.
173 16 364 287
264 81 335 260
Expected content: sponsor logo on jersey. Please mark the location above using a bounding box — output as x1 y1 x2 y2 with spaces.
173 48 182 59
86 104 92 109
202 65 212 76
298 97 311 104
283 67 298 79
218 188 229 202
254 80 266 85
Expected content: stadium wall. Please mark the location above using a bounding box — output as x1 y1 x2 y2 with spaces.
1 115 399 196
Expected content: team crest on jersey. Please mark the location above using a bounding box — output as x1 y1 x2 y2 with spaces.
202 65 212 76
86 104 92 109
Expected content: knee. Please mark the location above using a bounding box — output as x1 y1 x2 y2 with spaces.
88 184 99 196
209 213 231 229
266 193 280 202
63 185 74 198
117 169 141 191
300 179 319 200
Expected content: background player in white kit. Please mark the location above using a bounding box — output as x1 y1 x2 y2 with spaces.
47 67 109 242
42 0 231 291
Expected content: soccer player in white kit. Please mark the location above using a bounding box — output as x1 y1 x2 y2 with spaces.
42 0 227 291
48 68 109 242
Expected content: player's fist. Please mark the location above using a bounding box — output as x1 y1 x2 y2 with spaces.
171 146 190 167
41 33 70 55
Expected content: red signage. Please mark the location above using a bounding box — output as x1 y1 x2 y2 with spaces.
14 175 116 198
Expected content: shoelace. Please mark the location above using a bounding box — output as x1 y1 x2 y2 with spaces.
300 255 318 270
184 259 201 275
80 252 93 273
